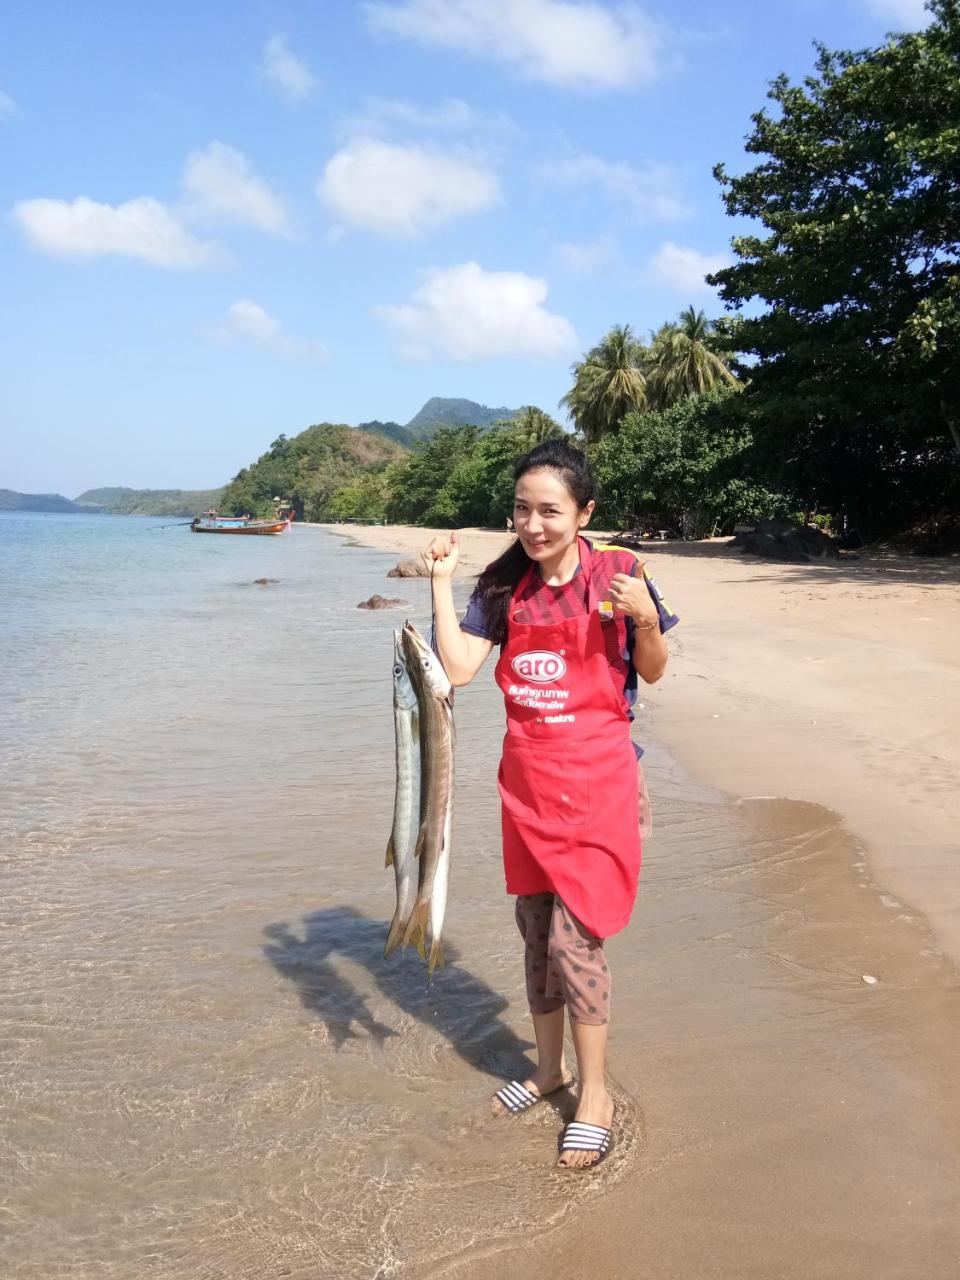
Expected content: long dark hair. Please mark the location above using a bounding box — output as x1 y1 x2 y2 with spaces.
475 439 596 645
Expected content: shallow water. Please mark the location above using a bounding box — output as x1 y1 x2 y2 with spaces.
3 515 959 1279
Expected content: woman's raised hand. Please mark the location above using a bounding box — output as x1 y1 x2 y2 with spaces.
609 569 659 627
422 530 459 578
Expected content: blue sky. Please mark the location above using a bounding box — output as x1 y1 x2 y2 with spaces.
1 0 930 495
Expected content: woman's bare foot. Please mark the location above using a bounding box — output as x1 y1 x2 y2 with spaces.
490 1065 572 1116
557 1086 614 1169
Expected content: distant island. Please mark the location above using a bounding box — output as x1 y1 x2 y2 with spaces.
5 396 523 518
0 489 103 514
73 487 224 517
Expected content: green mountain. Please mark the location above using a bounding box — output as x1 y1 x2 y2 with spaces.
0 489 103 513
404 397 521 440
74 487 223 517
220 424 407 522
356 419 416 448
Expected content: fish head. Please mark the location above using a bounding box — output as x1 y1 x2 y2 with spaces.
401 622 452 701
392 630 418 712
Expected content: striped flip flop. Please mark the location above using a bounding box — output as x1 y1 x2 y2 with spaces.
557 1121 614 1169
493 1078 571 1115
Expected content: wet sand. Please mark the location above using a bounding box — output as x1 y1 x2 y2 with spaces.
319 523 960 1278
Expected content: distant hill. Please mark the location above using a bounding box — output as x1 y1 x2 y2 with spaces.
404 398 521 440
74 487 223 517
356 419 416 448
0 489 102 513
220 424 407 522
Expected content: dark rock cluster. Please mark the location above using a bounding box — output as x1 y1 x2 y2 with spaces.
732 519 840 562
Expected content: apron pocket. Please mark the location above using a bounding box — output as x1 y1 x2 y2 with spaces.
498 736 591 826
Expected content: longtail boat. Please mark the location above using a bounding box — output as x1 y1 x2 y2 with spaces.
190 512 293 535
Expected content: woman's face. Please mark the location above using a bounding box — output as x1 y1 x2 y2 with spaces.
513 468 594 562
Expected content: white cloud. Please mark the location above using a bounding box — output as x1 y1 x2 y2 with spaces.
647 241 729 292
317 138 500 238
11 142 287 268
540 152 691 222
226 299 281 342
376 261 576 360
0 90 17 120
861 0 930 27
260 34 318 102
552 235 619 275
12 196 221 268
216 299 329 360
346 95 514 137
364 0 664 90
181 141 290 235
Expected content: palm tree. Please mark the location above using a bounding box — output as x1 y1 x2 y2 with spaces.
513 405 566 450
645 307 739 409
560 324 648 445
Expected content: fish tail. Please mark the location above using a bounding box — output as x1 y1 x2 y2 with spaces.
402 899 429 959
383 906 406 957
427 937 444 975
384 834 395 868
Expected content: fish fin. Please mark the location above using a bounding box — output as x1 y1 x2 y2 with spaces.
401 900 429 959
384 834 395 868
413 825 427 860
427 937 444 975
383 907 406 957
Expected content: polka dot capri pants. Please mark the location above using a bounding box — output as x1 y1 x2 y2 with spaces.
514 893 610 1026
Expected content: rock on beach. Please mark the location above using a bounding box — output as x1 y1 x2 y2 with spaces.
357 594 409 610
732 519 840 562
386 559 430 578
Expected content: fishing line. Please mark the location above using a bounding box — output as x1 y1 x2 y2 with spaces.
429 556 437 654
429 550 454 705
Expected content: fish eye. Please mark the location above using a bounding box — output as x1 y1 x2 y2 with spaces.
421 657 431 668
393 664 403 677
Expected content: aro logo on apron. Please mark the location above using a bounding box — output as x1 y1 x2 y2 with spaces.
510 650 567 683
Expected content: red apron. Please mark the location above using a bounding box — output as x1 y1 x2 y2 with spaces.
494 538 642 938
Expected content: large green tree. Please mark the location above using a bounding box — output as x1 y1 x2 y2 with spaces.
384 426 481 524
591 386 789 537
428 426 524 527
646 307 740 409
510 405 566 451
708 0 960 536
561 324 648 444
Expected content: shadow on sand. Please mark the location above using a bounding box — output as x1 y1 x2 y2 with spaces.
263 906 534 1079
632 537 960 588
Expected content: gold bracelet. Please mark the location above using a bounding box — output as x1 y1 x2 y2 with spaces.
633 616 659 632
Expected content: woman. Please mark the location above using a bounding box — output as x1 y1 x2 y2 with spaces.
424 440 678 1171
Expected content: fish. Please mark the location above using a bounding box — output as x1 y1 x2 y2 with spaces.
399 620 454 974
383 630 420 957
